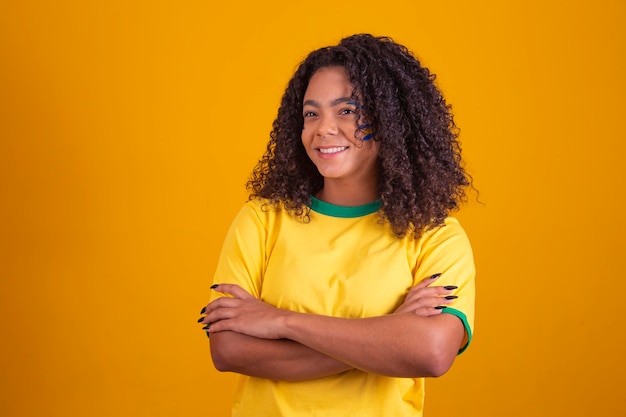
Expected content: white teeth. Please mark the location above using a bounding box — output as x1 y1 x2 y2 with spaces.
319 146 347 154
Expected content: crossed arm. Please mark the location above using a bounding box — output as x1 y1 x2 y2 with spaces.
199 275 465 381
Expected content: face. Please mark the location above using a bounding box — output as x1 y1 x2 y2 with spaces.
301 66 380 185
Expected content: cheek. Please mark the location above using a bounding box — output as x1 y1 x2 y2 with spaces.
361 140 381 158
342 121 363 141
301 131 313 152
301 125 315 141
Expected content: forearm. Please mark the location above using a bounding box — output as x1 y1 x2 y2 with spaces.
280 312 464 378
210 331 353 381
204 284 465 379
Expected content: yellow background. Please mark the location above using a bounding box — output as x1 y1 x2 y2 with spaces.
1 1 624 416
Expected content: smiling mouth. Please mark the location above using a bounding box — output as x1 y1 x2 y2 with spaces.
318 146 348 154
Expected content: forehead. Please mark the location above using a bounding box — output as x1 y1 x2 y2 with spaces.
303 66 353 100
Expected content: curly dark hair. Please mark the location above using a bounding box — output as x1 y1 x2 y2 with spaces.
247 34 470 238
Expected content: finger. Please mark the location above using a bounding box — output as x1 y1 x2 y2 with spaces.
401 306 445 317
400 295 457 312
430 306 446 315
211 283 255 300
412 272 443 290
202 296 245 315
405 285 452 301
204 303 242 324
417 306 447 316
198 297 237 324
197 284 253 318
206 311 255 334
206 319 231 334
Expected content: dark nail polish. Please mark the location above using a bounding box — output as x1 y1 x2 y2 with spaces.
197 317 204 323
206 331 210 339
202 324 210 330
429 273 442 279
210 284 219 289
444 295 458 300
444 285 458 290
434 306 447 310
200 306 206 315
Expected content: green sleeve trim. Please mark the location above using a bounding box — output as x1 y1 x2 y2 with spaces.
441 307 472 354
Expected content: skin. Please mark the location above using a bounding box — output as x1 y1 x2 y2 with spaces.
200 66 465 381
301 66 380 206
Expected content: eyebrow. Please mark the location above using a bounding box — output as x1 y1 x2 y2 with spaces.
303 97 356 107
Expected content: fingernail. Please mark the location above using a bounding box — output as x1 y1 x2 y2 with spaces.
206 331 210 339
444 295 458 300
429 273 442 279
434 306 447 310
200 306 206 314
444 285 458 290
202 324 210 330
197 317 204 323
210 284 219 289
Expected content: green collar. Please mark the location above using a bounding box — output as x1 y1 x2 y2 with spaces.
310 196 381 218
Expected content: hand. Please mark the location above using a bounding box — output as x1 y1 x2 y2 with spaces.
199 284 291 339
393 273 458 316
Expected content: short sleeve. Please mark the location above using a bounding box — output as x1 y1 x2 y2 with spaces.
413 218 476 354
209 202 267 303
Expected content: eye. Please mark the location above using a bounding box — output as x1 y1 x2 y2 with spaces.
339 108 356 116
303 111 317 118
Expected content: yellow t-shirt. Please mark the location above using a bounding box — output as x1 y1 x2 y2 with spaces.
211 197 475 417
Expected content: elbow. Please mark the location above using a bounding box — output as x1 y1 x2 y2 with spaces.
418 335 458 378
423 351 455 378
210 348 231 373
416 315 465 378
400 348 454 378
209 333 239 373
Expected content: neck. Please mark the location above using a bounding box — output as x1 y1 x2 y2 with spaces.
316 179 378 206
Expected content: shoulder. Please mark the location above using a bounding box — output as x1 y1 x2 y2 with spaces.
239 198 285 218
231 198 296 231
408 217 474 263
420 217 471 246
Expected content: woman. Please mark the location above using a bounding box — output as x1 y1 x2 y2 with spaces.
199 34 475 416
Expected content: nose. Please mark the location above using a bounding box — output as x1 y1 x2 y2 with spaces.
316 114 338 139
